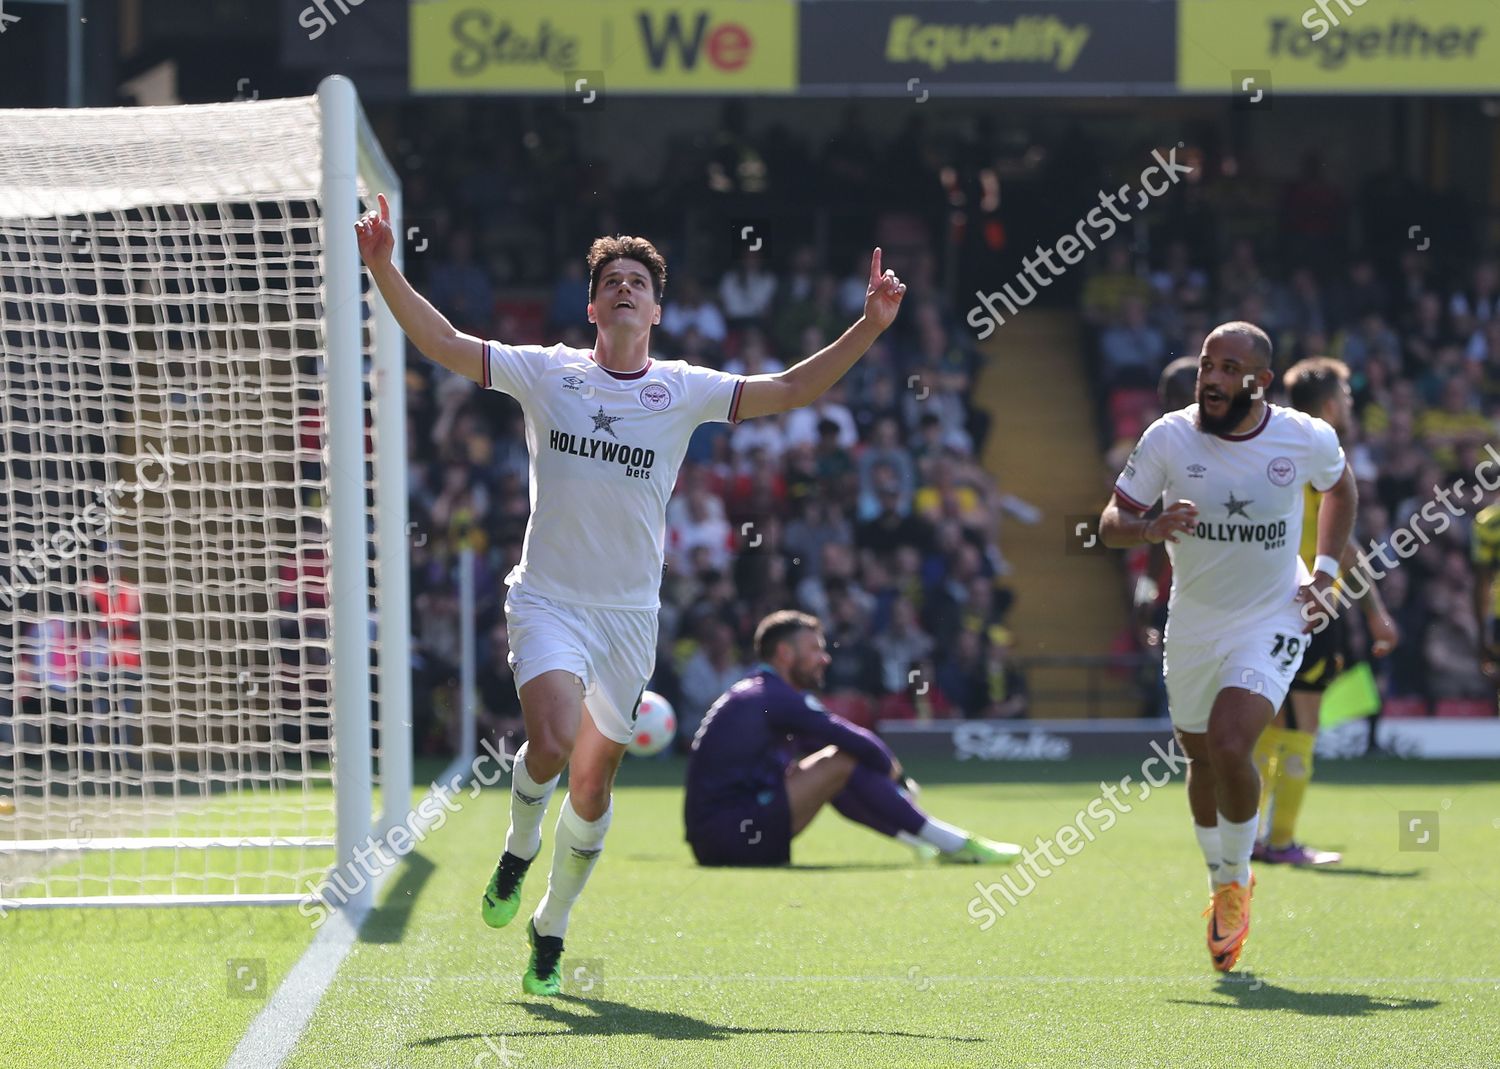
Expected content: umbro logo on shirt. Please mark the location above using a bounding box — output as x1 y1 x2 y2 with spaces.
561 375 584 391
1187 464 1207 479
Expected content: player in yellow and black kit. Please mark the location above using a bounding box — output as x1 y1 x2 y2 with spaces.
1252 358 1399 866
1471 498 1500 678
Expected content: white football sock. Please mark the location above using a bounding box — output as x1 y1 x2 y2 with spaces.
532 794 612 939
914 817 969 854
1217 812 1258 887
1193 823 1223 890
503 742 559 861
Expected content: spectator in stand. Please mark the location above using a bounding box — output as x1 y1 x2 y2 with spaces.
857 417 917 516
665 469 734 574
774 271 846 357
718 327 777 378
1274 267 1329 346
1099 296 1167 389
857 480 934 556
822 589 883 698
1335 311 1401 372
545 260 591 334
81 561 143 776
1279 152 1348 271
1327 258 1387 328
718 248 778 327
1449 259 1500 338
783 374 859 450
873 597 934 694
1419 377 1492 469
1083 245 1151 327
660 276 728 344
425 229 494 333
1216 238 1269 313
983 631 1029 719
812 417 858 508
678 618 748 743
1467 315 1500 368
1424 549 1490 701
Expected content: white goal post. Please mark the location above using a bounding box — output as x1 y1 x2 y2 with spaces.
0 76 413 911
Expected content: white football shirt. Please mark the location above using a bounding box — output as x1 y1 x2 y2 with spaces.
1114 403 1346 639
483 341 744 610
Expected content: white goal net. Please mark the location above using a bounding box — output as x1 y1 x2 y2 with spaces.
0 79 412 909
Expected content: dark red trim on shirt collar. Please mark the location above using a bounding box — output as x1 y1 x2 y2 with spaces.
590 350 651 380
1213 404 1271 441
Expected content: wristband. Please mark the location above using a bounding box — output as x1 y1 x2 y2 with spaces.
1313 554 1340 580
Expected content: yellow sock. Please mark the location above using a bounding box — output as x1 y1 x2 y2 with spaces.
1269 728 1317 849
1252 725 1285 842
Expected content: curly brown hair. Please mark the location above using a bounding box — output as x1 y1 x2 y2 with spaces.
586 235 667 303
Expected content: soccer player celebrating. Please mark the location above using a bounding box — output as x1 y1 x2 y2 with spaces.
1252 358 1399 866
1472 488 1500 679
355 195 907 995
1098 322 1356 972
684 610 1020 867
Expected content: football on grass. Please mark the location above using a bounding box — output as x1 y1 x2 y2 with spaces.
627 691 676 757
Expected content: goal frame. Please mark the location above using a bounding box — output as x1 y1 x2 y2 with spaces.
0 75 414 913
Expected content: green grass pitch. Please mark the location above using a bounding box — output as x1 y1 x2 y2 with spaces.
2 756 1497 1068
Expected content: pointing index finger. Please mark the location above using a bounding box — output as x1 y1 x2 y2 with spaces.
378 192 390 222
869 247 882 285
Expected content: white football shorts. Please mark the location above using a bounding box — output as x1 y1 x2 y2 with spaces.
1163 602 1309 735
503 582 657 745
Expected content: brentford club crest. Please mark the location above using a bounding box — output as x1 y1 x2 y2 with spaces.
639 383 671 411
1267 457 1296 486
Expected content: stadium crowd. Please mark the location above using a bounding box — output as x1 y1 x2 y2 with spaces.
1086 151 1500 716
388 104 1499 752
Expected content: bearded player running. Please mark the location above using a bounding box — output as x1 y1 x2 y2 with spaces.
356 195 906 994
1099 322 1356 972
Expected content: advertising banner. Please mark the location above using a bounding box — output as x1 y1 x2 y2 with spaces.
799 0 1178 94
1179 0 1500 93
411 0 797 94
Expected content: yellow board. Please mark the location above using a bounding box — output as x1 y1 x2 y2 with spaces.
1178 0 1500 93
411 0 797 93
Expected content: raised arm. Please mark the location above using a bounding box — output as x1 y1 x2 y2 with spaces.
735 247 906 420
356 193 484 384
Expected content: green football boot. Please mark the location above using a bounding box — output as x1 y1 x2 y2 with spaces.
939 835 1023 865
481 849 536 929
522 919 565 997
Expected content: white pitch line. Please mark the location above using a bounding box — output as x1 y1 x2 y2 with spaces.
338 973 1500 987
224 906 366 1069
226 755 473 1069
